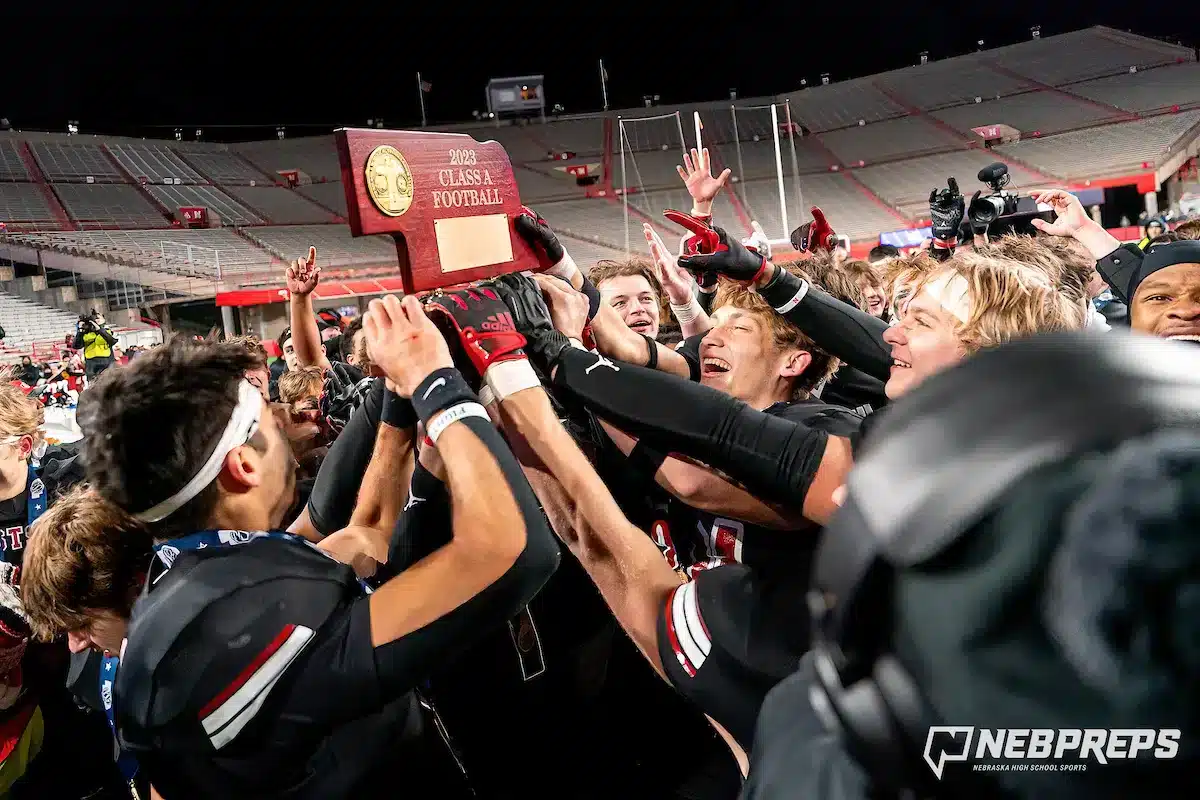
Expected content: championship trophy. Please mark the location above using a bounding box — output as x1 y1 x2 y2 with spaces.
335 128 541 293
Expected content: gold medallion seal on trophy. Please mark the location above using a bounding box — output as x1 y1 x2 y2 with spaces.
364 145 414 217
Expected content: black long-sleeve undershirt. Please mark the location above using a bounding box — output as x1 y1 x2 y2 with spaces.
551 349 830 509
759 269 893 383
306 378 384 535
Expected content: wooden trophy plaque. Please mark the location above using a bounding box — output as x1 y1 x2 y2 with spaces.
335 128 540 293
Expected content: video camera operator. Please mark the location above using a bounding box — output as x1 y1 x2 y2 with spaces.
72 310 118 380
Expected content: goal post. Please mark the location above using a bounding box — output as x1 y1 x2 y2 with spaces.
617 110 688 252
728 100 806 247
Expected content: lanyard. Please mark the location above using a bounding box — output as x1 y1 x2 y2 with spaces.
153 529 371 593
26 464 46 529
101 654 140 783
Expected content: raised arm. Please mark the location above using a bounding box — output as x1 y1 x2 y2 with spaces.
286 246 332 371
360 295 558 653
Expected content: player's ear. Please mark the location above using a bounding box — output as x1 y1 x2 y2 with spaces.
779 348 812 379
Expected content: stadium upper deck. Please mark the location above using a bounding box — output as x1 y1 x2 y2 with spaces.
0 25 1196 311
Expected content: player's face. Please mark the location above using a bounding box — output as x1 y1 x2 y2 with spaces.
600 275 660 340
858 278 887 318
245 367 270 402
700 306 802 407
66 611 127 655
282 338 299 372
248 401 298 528
882 288 966 399
0 432 33 487
1130 263 1200 340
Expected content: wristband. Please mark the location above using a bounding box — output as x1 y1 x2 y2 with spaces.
381 386 418 429
411 368 477 424
579 276 602 322
689 209 713 222
484 359 540 402
426 402 490 444
641 334 658 370
478 385 495 406
774 280 810 314
545 250 579 283
569 338 586 351
670 293 704 325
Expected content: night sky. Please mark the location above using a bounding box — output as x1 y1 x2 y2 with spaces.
4 4 1197 142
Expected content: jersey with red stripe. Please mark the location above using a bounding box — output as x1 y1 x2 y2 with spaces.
656 564 811 750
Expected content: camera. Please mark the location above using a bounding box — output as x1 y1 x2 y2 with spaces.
975 162 1020 218
961 161 1054 237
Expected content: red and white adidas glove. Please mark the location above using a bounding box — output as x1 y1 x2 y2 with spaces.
423 286 540 403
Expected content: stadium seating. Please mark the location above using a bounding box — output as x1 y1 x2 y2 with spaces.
535 198 635 251
782 80 908 133
106 143 203 184
1070 62 1200 114
30 141 124 182
0 184 58 224
52 184 170 228
146 185 264 225
224 186 337 224
6 229 276 278
931 91 1121 137
995 109 1200 179
178 149 271 184
817 116 965 165
236 137 341 182
740 174 905 243
0 141 29 181
295 181 349 215
0 291 82 350
239 225 398 269
877 61 1033 112
512 166 587 202
531 116 605 157
987 27 1187 86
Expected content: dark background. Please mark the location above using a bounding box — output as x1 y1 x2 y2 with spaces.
4 4 1198 142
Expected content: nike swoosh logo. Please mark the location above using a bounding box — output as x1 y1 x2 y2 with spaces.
196 542 208 549
422 377 446 400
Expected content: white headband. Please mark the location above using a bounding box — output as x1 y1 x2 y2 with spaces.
133 381 264 523
922 271 973 324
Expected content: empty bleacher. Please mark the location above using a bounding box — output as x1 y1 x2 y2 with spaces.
240 224 397 268
878 61 1033 111
179 149 271 184
0 184 58 224
783 80 908 132
224 186 336 224
30 141 125 182
632 187 738 236
535 199 634 251
988 27 1188 86
295 182 349 216
1070 62 1200 114
0 141 29 181
932 91 1121 137
533 117 605 157
817 116 964 165
146 185 264 225
742 174 905 242
52 184 170 228
8 229 276 278
106 143 203 184
0 291 82 350
236 137 341 182
995 109 1200 179
718 137 834 181
513 165 589 202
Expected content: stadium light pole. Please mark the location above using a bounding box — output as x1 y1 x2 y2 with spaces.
600 59 609 111
417 72 427 127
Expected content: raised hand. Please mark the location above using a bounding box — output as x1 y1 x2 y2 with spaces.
675 221 769 285
363 295 453 398
928 178 965 243
742 220 772 260
1029 189 1088 237
676 147 731 213
491 273 575 372
286 246 320 296
644 223 696 306
789 207 838 254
